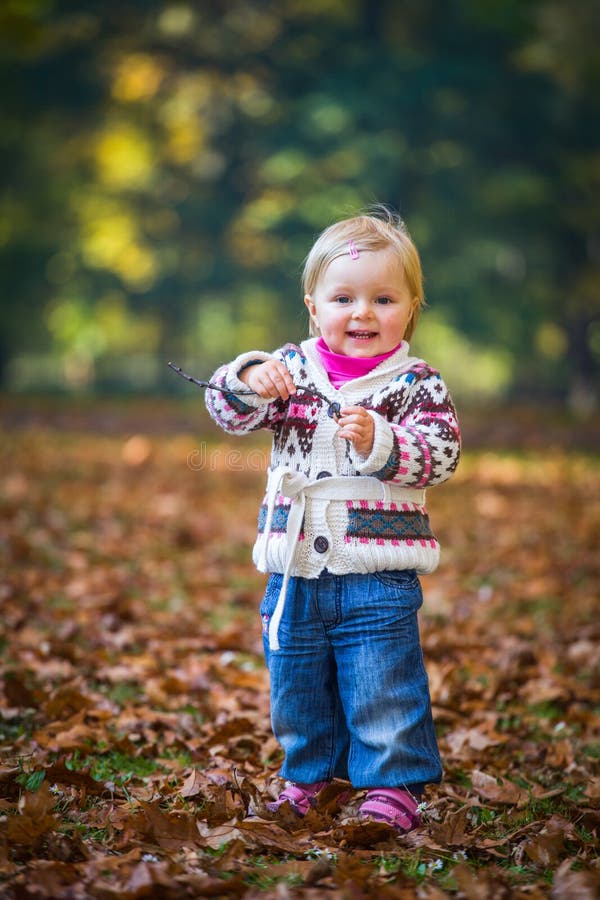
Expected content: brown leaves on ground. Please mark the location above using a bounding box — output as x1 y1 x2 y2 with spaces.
0 399 599 897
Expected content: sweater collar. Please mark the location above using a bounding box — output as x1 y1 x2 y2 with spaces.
315 337 404 387
301 337 415 391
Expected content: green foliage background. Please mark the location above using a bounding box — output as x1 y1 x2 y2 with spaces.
1 0 598 406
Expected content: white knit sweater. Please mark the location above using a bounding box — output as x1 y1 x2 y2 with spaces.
205 338 461 584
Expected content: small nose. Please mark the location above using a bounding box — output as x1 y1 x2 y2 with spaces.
352 298 372 318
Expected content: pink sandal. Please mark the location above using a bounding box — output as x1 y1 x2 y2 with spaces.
266 780 329 816
359 788 421 833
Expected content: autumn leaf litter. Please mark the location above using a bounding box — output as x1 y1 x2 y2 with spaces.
0 409 599 897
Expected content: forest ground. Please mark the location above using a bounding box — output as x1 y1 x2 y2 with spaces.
0 395 598 898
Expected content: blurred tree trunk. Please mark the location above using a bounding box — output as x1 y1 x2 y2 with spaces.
567 315 598 414
361 0 383 40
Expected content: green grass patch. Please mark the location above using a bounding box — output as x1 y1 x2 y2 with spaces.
103 681 144 705
46 594 77 612
15 769 46 792
376 849 468 890
59 820 112 844
160 747 193 768
66 749 158 784
244 870 303 890
177 704 205 722
0 710 37 745
583 742 600 759
526 701 565 721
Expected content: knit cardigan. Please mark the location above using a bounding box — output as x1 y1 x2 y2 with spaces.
205 338 461 579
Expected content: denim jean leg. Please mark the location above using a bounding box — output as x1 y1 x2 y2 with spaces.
260 574 350 783
331 571 442 788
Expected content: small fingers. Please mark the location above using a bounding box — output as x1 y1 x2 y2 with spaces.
249 361 296 400
337 407 374 456
339 405 369 418
337 425 365 443
337 407 370 429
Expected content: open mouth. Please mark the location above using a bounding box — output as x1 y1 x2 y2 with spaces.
347 331 377 340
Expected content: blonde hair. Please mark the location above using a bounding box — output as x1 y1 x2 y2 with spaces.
302 206 425 342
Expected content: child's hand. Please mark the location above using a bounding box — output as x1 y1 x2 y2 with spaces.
337 406 375 456
239 360 296 401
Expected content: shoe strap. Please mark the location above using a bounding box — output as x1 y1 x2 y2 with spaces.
363 789 420 828
280 784 311 803
365 788 418 811
280 780 326 801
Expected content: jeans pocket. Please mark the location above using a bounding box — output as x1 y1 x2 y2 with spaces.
372 569 419 589
369 570 423 616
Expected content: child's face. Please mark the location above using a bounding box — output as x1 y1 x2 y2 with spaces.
304 247 417 357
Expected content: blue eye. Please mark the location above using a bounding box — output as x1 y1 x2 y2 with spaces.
335 295 351 304
376 296 392 304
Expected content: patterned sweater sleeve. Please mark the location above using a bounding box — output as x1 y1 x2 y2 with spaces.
204 349 287 435
354 368 461 488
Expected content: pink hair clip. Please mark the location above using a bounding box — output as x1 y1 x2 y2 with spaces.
348 240 359 259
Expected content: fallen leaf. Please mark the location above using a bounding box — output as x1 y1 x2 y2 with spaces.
452 862 511 898
6 782 58 845
445 726 507 754
131 801 204 848
583 776 600 803
236 818 310 853
470 770 528 805
522 829 565 866
179 768 206 799
551 858 600 899
429 804 473 846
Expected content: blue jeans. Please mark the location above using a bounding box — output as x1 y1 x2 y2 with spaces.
260 569 442 790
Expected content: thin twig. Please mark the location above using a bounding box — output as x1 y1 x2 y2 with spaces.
167 362 255 394
167 361 341 418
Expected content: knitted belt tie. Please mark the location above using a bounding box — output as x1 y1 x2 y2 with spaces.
257 466 426 651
